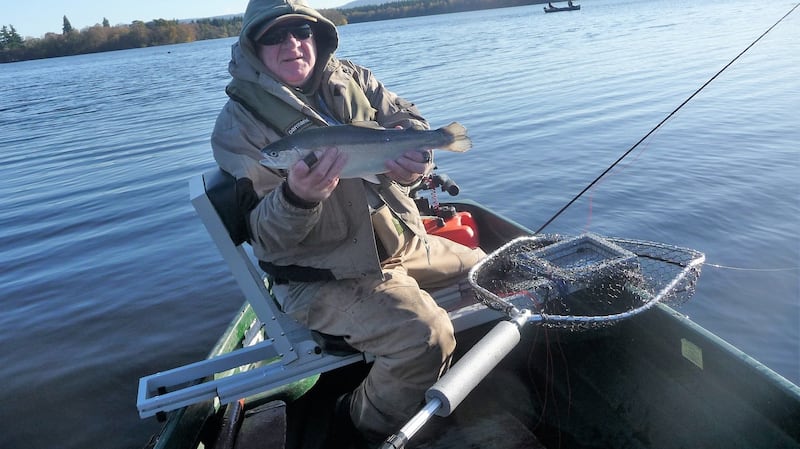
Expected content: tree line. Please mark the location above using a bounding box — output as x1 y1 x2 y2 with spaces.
0 15 243 63
1 0 546 63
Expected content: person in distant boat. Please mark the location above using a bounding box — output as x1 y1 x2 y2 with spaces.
568 0 574 5
549 2 555 7
210 0 485 446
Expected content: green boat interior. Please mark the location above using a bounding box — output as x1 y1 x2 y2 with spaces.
140 169 800 449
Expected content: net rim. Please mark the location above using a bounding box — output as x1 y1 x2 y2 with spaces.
468 234 706 326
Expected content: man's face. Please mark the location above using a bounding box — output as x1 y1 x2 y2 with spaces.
258 22 317 87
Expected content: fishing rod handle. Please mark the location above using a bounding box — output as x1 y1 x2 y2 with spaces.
379 398 442 449
434 173 460 196
425 319 522 416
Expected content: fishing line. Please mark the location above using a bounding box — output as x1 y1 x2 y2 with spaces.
582 135 654 232
535 3 799 235
705 262 799 272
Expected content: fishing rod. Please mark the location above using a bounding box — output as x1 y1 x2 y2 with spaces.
380 7 797 449
534 3 799 235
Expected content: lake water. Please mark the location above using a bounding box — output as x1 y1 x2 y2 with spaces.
1 0 797 447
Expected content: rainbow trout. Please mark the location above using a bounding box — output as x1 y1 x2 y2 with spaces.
259 122 471 181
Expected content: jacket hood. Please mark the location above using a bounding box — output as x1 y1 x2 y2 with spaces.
234 0 339 92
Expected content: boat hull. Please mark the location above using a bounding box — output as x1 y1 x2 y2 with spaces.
143 200 800 449
544 4 581 12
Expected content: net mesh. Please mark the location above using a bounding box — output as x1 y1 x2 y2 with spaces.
468 233 705 330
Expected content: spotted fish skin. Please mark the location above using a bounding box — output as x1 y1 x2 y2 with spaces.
259 122 471 180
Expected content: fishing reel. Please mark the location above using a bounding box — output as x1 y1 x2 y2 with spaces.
410 172 460 216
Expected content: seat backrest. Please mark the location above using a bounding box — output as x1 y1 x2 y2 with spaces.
201 168 251 246
189 168 307 362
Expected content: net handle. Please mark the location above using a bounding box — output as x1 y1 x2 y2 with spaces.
380 309 531 449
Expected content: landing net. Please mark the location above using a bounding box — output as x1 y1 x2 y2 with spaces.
468 233 705 329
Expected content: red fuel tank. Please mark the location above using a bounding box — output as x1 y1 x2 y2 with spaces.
423 210 480 249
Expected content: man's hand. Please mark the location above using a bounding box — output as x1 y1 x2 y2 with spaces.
287 147 348 203
385 149 433 185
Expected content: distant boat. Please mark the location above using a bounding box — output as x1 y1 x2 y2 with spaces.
544 2 581 12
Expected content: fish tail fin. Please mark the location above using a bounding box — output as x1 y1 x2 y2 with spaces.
440 122 472 152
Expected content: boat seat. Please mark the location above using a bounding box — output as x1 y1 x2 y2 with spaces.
136 168 501 419
137 169 367 419
202 168 359 356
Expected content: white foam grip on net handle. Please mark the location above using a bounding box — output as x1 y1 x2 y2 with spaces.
425 320 522 416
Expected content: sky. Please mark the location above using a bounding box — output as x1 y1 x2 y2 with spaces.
4 0 347 39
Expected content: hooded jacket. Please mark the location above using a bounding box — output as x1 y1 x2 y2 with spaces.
211 0 432 280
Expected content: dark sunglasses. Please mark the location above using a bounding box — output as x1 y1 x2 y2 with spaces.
257 24 314 46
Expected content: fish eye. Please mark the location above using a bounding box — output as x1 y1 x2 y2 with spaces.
269 151 279 157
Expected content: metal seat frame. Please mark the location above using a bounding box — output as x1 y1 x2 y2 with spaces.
137 169 499 419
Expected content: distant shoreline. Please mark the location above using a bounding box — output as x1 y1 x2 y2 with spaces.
1 0 556 63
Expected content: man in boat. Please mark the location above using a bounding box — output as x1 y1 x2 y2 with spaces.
210 0 485 445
